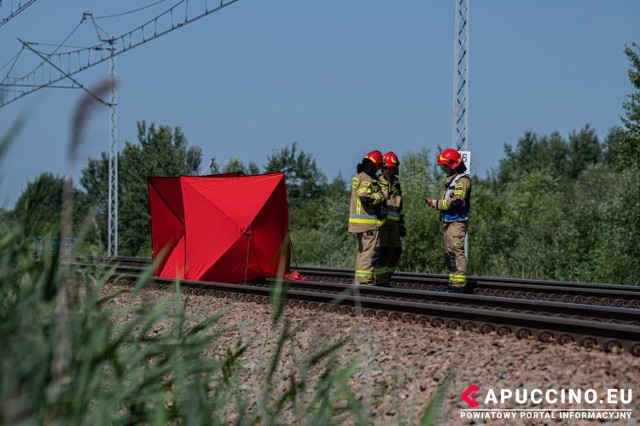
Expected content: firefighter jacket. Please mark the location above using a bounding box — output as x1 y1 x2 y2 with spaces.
436 172 470 222
379 174 403 227
348 171 387 233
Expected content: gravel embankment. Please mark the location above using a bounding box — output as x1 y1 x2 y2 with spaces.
107 286 640 425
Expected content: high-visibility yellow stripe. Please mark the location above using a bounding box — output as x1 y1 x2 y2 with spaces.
356 270 373 278
349 218 385 225
349 213 384 224
449 273 467 284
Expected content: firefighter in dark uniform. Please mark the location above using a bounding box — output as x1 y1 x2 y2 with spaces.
378 151 405 287
348 150 389 285
425 148 471 293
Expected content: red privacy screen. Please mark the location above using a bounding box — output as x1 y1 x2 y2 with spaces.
148 173 290 283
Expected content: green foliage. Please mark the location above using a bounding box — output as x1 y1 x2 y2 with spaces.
468 125 640 283
470 161 640 284
222 157 260 175
493 125 605 184
395 148 443 273
264 141 328 209
11 173 65 237
79 121 202 256
288 174 354 267
567 125 605 178
477 171 580 279
608 42 640 168
585 165 640 284
465 179 510 276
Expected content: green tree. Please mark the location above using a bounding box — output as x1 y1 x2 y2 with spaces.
567 125 604 179
264 141 327 209
471 161 640 284
493 126 605 184
79 121 202 256
393 148 442 273
608 42 640 168
11 173 89 242
11 173 65 238
568 164 619 281
222 157 260 175
587 165 640 284
287 172 352 267
494 131 569 184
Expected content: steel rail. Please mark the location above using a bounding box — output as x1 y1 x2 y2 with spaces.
98 257 640 291
262 278 640 324
102 262 640 324
102 268 640 356
295 266 640 308
92 256 640 308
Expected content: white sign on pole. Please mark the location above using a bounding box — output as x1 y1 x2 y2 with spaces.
459 150 471 173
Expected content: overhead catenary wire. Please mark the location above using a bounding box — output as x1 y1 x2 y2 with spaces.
0 18 85 93
0 0 38 28
92 0 171 20
0 0 241 109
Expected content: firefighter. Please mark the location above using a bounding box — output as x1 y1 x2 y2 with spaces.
378 151 405 286
348 150 389 285
425 148 471 293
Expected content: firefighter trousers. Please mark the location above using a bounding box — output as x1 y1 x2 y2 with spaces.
443 221 467 288
380 223 402 285
355 227 389 285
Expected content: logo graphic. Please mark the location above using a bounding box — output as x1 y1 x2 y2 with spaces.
461 384 480 407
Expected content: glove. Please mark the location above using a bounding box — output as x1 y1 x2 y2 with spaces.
399 224 407 238
375 204 388 219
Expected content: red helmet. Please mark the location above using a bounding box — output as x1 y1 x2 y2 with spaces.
364 150 383 170
437 148 463 170
382 151 399 170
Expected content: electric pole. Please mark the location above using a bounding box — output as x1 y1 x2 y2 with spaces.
452 0 469 154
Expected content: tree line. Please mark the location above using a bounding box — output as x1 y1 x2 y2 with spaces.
3 43 640 285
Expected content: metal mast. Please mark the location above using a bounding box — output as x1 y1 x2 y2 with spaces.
86 13 119 256
107 40 118 257
452 0 469 152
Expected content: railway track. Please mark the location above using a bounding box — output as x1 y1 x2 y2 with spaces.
299 266 640 309
79 256 640 356
102 256 640 308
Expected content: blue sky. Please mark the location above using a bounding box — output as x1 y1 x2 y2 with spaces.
1 0 639 209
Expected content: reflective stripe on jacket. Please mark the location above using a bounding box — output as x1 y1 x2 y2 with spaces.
437 172 470 222
348 172 386 233
379 175 403 226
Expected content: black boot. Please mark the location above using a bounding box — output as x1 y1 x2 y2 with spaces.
445 285 465 294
